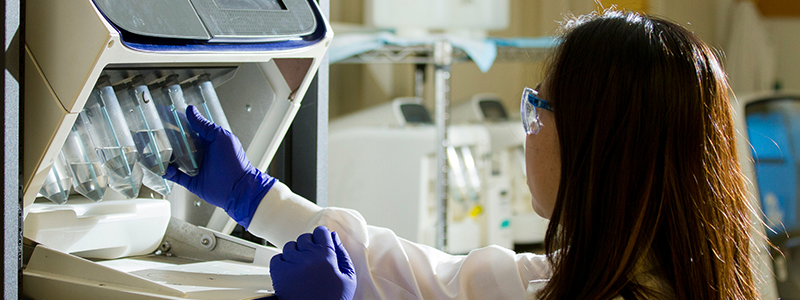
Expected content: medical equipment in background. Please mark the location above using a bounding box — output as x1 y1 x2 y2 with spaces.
737 92 800 299
450 94 549 246
364 0 509 38
328 98 494 254
22 0 332 299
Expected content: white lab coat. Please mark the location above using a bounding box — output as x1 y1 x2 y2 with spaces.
247 181 551 299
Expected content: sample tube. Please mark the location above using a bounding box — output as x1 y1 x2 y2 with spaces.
116 76 173 177
83 76 144 199
62 112 108 202
447 146 472 219
183 74 232 131
447 146 471 201
38 151 72 205
150 75 204 177
459 146 481 200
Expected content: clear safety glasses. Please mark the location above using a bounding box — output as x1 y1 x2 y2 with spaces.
520 87 554 135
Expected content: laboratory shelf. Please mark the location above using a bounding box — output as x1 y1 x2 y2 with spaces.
335 44 550 64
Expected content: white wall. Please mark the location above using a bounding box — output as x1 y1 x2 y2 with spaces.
650 0 722 46
765 18 800 91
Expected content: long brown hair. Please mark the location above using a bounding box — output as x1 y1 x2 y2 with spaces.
539 10 758 299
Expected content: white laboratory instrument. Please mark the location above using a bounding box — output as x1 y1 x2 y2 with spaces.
364 0 509 38
450 94 549 245
328 98 493 254
22 0 332 299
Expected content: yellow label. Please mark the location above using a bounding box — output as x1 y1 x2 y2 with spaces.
470 205 483 218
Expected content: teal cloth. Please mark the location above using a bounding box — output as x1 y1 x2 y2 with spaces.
489 36 560 48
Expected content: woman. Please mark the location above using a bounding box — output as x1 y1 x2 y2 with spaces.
528 10 758 299
165 9 760 299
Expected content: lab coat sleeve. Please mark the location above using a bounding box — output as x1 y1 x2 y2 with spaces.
247 181 551 299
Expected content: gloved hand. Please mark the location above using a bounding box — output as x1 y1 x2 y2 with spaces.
163 105 276 228
270 226 357 300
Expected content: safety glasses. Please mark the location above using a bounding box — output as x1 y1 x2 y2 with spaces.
520 87 554 135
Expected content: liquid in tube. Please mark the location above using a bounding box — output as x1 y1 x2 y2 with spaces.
131 129 172 175
69 161 107 201
38 151 72 205
97 146 144 198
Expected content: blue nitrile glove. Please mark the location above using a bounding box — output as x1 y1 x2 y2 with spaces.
270 226 357 300
163 105 276 228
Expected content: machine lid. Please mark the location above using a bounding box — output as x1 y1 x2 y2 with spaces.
191 0 317 42
94 0 318 42
93 0 212 40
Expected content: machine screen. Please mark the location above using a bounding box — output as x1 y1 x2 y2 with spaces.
215 0 286 11
479 100 509 122
401 104 433 124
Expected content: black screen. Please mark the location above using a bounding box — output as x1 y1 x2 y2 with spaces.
401 104 433 124
479 100 508 122
215 0 286 11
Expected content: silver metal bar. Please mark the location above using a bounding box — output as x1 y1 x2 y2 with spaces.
433 40 452 252
317 0 330 207
336 46 546 65
158 217 259 263
5 0 20 297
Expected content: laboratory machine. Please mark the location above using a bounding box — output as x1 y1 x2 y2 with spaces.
450 94 549 246
328 98 495 254
22 0 332 299
737 92 800 299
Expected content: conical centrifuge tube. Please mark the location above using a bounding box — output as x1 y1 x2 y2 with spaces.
62 112 108 202
150 74 204 177
116 76 173 177
83 75 143 199
182 74 232 131
141 166 174 196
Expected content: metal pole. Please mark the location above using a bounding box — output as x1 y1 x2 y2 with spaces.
0 0 24 299
316 0 329 207
433 40 452 252
4 0 20 297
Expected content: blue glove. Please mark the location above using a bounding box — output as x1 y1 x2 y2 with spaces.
270 226 356 300
163 105 276 228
